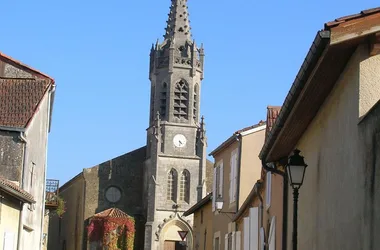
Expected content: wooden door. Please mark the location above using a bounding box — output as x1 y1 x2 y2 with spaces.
164 241 176 250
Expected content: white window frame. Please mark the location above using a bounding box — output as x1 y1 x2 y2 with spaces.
268 216 276 250
214 232 221 250
243 217 250 250
266 172 272 209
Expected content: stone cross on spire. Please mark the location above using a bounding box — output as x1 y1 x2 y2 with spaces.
164 0 192 44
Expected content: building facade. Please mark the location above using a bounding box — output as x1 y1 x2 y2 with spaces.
234 106 284 250
48 1 212 249
0 52 56 250
183 193 213 250
259 8 380 250
209 122 266 250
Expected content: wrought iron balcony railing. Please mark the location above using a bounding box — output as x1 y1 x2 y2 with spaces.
45 179 59 209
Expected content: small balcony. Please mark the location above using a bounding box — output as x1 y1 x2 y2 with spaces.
45 179 59 209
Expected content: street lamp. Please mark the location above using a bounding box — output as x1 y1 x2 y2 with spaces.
286 149 308 250
215 196 234 215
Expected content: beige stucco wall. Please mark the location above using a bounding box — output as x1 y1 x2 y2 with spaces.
192 201 213 250
0 195 21 250
239 128 266 208
235 171 283 250
286 44 380 250
212 127 265 250
212 140 238 250
264 172 283 250
48 174 85 250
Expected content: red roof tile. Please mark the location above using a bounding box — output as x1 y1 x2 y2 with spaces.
0 176 34 203
325 7 380 29
0 78 51 128
94 208 133 219
266 106 281 139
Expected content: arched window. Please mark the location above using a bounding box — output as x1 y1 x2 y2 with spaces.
193 84 199 121
180 170 190 203
167 169 178 202
160 82 167 119
174 80 189 120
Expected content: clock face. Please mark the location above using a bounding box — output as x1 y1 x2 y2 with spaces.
105 186 121 203
173 134 187 148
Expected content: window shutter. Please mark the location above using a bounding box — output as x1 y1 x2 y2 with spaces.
232 232 236 250
219 162 224 198
235 231 241 250
212 168 216 212
3 232 14 250
260 227 265 250
229 154 233 203
249 207 259 250
268 216 276 250
266 172 272 209
233 151 238 201
243 217 250 250
225 234 229 250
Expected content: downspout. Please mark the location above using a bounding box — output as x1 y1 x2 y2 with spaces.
235 134 242 232
39 84 54 250
17 133 28 250
17 202 24 250
19 132 28 188
254 183 264 228
261 159 287 250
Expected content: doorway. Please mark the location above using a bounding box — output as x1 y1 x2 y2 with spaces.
164 240 186 250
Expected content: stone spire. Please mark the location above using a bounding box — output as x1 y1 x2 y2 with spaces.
164 0 192 44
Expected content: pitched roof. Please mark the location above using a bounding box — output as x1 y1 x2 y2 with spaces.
0 78 51 129
209 121 266 156
265 106 281 139
260 7 380 162
94 208 133 219
183 192 212 216
0 176 35 204
325 7 380 29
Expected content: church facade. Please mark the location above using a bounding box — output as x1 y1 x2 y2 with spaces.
47 1 212 249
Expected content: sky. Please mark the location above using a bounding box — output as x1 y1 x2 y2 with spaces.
0 0 377 184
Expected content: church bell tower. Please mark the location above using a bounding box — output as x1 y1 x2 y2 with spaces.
143 0 207 249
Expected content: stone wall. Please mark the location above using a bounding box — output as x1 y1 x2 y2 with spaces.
0 131 23 182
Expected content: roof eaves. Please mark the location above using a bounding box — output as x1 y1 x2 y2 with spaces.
0 182 35 204
233 180 263 222
259 30 330 162
183 193 212 216
209 121 266 157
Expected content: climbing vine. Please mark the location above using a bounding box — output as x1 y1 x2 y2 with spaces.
56 196 66 218
87 216 135 250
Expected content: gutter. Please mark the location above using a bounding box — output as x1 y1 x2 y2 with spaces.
235 134 242 213
259 30 330 162
19 132 28 190
17 202 24 250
